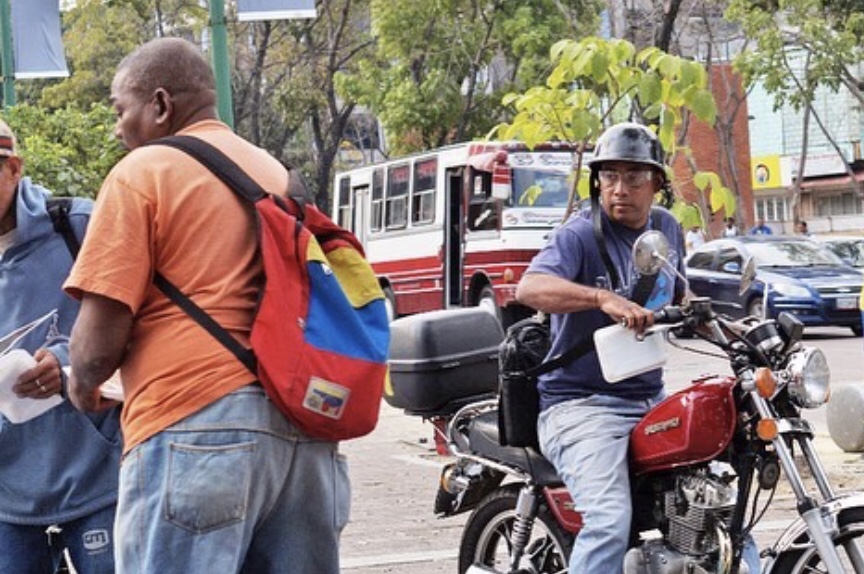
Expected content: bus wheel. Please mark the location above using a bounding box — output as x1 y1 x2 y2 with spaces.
383 287 398 323
477 285 501 323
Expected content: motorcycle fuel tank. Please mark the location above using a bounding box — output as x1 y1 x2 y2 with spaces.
630 377 736 475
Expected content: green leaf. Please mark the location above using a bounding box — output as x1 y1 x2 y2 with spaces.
690 89 718 125
638 74 662 106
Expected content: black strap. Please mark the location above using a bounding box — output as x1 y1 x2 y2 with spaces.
152 272 257 373
156 136 268 203
46 197 80 259
142 136 281 375
591 185 620 290
525 329 604 377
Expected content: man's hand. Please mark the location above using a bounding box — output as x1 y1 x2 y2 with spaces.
597 290 654 333
68 371 120 412
14 349 62 399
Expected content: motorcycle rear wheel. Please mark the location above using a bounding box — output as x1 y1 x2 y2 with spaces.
771 507 864 573
458 486 573 574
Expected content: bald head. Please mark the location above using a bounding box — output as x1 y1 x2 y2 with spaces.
116 37 216 101
110 37 220 148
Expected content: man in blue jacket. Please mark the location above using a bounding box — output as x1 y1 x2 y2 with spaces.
0 120 121 573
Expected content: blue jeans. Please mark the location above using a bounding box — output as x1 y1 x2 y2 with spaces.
115 384 350 574
538 392 663 574
0 503 116 574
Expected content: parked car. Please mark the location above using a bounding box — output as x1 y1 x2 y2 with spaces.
685 235 863 335
813 235 864 269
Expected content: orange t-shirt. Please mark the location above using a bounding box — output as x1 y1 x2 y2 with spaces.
65 120 288 453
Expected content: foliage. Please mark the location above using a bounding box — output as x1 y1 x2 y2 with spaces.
1 104 125 198
336 0 602 155
228 0 376 209
494 36 734 220
727 0 864 111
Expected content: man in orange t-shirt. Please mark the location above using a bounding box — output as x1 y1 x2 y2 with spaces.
64 37 348 574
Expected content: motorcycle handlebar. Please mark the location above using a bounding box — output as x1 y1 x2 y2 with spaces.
653 307 685 324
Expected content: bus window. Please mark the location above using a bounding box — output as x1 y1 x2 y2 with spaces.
412 158 437 225
386 164 409 229
337 177 352 231
468 171 497 231
512 168 570 207
371 169 384 232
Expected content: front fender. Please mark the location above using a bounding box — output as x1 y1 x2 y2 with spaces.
762 492 864 573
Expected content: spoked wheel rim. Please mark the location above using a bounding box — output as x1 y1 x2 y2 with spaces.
472 509 568 573
775 509 864 573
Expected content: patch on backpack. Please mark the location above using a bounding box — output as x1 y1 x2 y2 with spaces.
303 377 350 419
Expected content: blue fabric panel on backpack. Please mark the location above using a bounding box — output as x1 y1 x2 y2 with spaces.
304 262 389 362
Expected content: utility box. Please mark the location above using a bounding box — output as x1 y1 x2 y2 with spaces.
387 308 503 416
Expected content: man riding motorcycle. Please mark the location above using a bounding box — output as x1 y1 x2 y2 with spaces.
515 121 689 573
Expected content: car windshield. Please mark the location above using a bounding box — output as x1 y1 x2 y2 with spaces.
824 239 864 267
748 240 846 268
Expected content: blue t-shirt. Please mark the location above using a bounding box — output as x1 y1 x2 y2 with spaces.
526 207 686 411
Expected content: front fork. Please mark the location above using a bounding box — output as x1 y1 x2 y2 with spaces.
753 393 864 573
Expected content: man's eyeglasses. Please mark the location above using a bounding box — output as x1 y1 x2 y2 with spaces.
598 169 655 188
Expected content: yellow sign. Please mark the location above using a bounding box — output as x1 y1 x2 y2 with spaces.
751 155 782 189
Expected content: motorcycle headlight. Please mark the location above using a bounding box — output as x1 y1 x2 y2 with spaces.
786 347 831 408
772 282 811 298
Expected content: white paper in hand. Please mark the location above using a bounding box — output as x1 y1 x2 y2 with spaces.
594 323 667 383
0 349 63 423
61 367 125 402
99 372 124 402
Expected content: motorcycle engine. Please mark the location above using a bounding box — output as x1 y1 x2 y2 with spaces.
624 469 746 574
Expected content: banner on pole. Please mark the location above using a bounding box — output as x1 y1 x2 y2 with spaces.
237 0 316 21
10 0 69 79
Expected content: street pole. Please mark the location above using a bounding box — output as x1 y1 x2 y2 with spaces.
0 0 14 108
209 0 233 128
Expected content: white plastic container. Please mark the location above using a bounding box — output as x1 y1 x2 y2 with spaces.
594 323 668 383
0 349 63 423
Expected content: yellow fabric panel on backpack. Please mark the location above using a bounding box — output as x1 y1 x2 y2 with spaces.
306 240 384 309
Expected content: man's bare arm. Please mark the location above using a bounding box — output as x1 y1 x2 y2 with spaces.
68 293 133 411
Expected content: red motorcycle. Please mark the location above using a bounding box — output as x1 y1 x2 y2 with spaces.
387 231 864 574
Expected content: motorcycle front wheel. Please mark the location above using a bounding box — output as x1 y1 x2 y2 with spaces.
458 486 574 574
771 507 864 573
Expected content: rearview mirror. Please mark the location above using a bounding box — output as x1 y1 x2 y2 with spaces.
632 230 670 276
739 256 757 296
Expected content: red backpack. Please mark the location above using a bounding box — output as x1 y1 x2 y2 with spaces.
151 136 390 441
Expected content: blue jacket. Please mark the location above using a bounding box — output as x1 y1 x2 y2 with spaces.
0 177 121 525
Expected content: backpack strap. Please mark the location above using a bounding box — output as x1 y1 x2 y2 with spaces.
152 272 257 373
46 197 80 259
590 189 620 290
142 136 286 376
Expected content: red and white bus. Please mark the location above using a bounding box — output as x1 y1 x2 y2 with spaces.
333 141 579 325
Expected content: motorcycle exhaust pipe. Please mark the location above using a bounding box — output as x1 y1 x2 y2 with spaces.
465 566 498 574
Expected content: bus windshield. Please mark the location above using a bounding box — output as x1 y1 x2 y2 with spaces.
510 168 571 208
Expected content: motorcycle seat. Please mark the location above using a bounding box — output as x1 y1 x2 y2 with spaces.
468 410 562 486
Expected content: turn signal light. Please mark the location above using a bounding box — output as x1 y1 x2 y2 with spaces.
503 268 515 283
757 418 779 441
754 368 777 398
